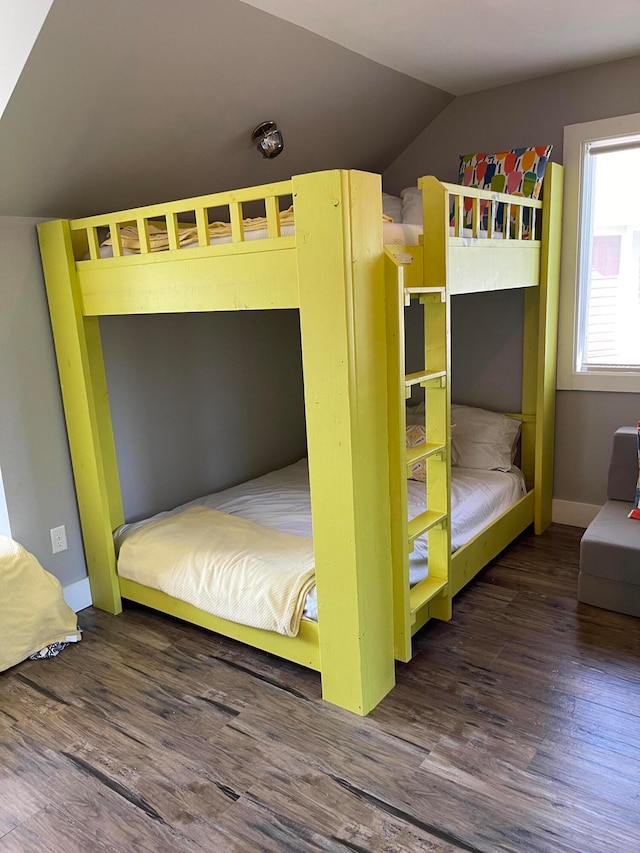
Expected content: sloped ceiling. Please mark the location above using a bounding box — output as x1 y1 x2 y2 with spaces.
240 0 640 96
0 0 452 218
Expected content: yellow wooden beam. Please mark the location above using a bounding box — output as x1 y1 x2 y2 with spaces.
119 578 321 670
450 491 535 596
419 175 452 623
384 251 412 663
77 243 299 315
534 162 564 533
295 169 395 714
37 218 124 613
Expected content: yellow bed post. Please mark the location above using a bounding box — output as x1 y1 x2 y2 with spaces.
522 162 564 533
37 219 124 612
294 169 395 715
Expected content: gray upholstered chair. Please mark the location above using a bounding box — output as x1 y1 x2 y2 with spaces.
579 427 640 617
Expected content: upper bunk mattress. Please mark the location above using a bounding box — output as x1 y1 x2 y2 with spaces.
115 459 525 630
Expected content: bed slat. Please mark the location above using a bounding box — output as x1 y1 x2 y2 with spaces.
453 195 463 237
195 208 209 247
136 218 151 254
86 227 101 261
230 202 245 242
265 196 281 238
471 197 479 238
108 222 123 258
166 213 180 251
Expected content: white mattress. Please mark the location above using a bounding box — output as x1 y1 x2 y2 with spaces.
114 458 525 622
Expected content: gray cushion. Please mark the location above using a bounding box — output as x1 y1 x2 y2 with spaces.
578 572 640 618
580 499 640 585
607 426 638 502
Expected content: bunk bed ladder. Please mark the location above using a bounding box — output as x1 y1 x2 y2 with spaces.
385 244 452 664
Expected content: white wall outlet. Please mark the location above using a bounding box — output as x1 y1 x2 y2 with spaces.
50 524 68 554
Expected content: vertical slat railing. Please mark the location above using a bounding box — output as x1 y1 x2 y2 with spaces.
444 184 542 241
68 179 294 261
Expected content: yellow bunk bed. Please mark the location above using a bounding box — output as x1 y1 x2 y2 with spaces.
37 164 563 715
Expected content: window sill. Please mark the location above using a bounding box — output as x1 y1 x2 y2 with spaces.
557 368 640 393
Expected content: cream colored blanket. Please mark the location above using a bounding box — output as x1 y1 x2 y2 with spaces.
0 536 81 672
102 208 392 253
117 506 315 637
103 207 296 253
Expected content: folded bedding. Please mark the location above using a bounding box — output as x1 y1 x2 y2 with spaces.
117 506 315 637
115 458 525 632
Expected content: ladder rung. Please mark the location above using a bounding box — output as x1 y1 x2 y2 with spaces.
406 441 445 474
410 576 448 619
408 509 447 542
405 370 446 390
404 286 445 306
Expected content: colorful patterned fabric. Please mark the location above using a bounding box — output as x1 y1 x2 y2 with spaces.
457 146 552 231
29 642 71 660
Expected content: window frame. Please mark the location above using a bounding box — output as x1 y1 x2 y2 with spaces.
557 112 640 392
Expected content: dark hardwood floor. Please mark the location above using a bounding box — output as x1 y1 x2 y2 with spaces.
1 524 639 852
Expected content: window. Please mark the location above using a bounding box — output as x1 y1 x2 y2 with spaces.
558 113 640 392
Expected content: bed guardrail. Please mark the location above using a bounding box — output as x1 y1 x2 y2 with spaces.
69 179 295 261
442 181 543 241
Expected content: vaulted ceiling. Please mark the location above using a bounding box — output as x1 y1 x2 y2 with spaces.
241 0 640 95
2 0 639 219
0 0 451 218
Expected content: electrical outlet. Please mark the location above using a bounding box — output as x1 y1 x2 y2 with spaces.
50 525 68 554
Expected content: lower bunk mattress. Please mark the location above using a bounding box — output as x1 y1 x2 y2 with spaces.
114 459 525 636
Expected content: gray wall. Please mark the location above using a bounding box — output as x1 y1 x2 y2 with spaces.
100 311 307 522
0 218 307 586
385 55 640 507
0 217 84 585
0 0 452 589
0 0 452 219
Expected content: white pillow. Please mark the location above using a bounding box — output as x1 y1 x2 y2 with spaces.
406 424 426 481
451 404 521 471
382 192 403 223
400 187 423 226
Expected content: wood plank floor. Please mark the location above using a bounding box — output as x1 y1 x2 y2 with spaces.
1 524 639 852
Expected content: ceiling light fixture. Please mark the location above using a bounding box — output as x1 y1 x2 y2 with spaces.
252 121 284 159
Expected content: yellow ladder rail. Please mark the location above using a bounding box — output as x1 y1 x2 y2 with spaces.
384 199 453 662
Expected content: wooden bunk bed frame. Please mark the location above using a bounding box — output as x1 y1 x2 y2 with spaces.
37 164 563 716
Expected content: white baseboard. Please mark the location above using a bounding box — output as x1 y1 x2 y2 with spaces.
552 499 601 528
63 576 92 612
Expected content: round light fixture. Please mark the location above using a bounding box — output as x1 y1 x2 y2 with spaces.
252 121 284 159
